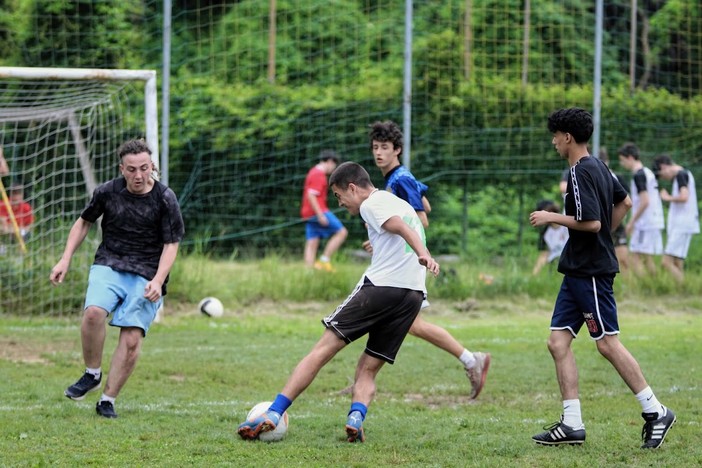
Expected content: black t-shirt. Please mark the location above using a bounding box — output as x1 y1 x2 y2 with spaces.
558 156 628 276
81 177 185 290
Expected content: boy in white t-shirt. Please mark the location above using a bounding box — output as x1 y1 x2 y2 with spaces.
653 154 700 282
532 200 569 275
618 142 665 275
238 162 440 444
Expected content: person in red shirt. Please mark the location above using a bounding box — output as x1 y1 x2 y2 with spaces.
300 150 348 271
1 182 34 242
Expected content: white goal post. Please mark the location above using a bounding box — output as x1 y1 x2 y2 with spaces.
0 67 161 316
0 66 160 191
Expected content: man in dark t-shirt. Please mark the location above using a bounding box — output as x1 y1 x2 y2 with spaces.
50 139 185 418
529 108 676 449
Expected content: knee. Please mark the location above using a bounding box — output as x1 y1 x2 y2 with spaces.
83 306 107 327
120 329 143 357
546 336 568 358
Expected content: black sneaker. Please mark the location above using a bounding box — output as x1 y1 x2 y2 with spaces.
532 418 586 446
64 372 101 401
641 406 676 449
96 400 118 418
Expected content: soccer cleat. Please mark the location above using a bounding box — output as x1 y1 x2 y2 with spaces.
314 260 335 272
64 372 102 401
465 352 491 399
237 410 281 440
95 400 118 418
532 417 586 446
641 406 676 449
345 411 365 443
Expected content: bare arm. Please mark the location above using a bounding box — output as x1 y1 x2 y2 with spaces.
626 190 649 235
143 242 180 302
306 191 328 226
416 210 429 228
381 215 440 276
0 148 8 176
49 218 93 285
612 195 632 231
660 186 688 203
529 211 601 233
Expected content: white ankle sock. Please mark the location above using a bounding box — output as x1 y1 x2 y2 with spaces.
86 367 101 379
562 399 583 428
319 255 330 263
100 393 115 404
459 349 476 368
636 386 664 417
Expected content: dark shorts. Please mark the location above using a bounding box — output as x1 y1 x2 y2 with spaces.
612 224 628 246
551 275 620 340
305 212 345 240
322 277 423 364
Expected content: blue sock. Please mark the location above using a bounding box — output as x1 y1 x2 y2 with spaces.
268 393 293 415
349 402 367 421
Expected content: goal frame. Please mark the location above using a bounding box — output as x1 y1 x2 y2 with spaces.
0 66 160 190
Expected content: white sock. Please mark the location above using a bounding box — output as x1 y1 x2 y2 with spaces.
100 393 115 404
636 386 664 417
562 399 583 428
459 349 476 368
320 255 330 263
86 367 101 379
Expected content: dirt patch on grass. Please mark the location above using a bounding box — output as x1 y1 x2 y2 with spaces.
0 337 69 364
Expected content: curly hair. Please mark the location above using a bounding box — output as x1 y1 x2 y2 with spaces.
547 108 593 144
117 139 152 160
369 120 403 156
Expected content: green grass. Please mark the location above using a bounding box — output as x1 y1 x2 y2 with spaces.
0 295 700 467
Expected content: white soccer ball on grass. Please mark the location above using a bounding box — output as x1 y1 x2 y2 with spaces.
245 401 289 442
198 297 224 318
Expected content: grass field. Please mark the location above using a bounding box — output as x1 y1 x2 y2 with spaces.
0 292 700 467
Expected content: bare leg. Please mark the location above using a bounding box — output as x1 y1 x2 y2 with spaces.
408 315 463 358
595 334 648 394
547 330 579 400
103 327 143 398
81 306 108 368
643 254 658 275
321 227 348 260
661 254 684 283
615 245 629 272
351 353 385 407
280 329 346 401
304 238 320 267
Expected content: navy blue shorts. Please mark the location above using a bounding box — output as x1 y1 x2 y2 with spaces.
551 275 620 340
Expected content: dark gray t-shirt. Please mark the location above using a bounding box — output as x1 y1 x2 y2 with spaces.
81 177 185 292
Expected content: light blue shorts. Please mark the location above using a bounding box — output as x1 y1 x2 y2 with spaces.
84 265 162 336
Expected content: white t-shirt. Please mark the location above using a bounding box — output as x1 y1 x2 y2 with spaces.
631 166 665 230
668 169 700 234
360 190 427 293
544 224 569 262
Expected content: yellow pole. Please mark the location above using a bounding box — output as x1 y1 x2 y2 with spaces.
0 178 27 254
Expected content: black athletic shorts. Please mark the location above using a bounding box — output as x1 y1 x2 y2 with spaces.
322 276 423 364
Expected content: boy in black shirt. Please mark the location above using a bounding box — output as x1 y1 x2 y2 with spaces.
529 108 675 449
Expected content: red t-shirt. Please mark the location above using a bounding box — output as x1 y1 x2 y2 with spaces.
300 165 329 218
0 201 33 228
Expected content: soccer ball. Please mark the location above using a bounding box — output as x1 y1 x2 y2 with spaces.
246 401 289 442
198 297 224 318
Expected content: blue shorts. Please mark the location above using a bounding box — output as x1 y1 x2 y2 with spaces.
551 275 620 340
305 211 345 240
84 265 162 336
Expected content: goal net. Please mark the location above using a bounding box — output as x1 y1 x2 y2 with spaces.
0 67 158 316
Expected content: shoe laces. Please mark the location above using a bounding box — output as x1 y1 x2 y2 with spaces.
542 420 563 432
641 419 654 442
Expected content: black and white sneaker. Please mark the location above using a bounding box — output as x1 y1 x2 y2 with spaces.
532 417 586 446
96 400 118 419
641 406 676 449
64 372 101 401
